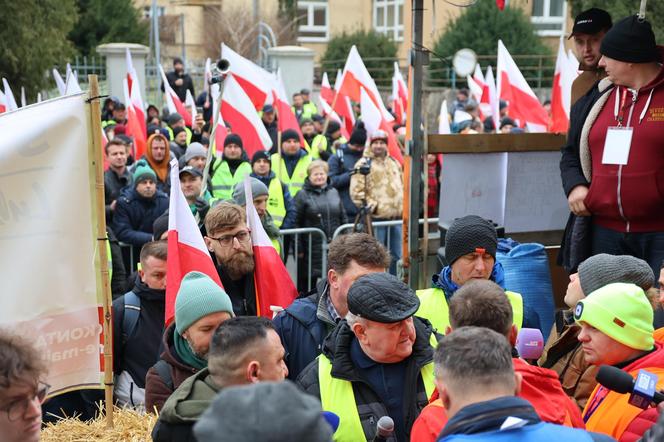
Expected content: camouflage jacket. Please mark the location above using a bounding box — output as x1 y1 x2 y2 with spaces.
350 152 403 220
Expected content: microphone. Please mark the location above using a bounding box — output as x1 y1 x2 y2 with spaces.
596 365 664 409
515 328 544 360
373 416 394 442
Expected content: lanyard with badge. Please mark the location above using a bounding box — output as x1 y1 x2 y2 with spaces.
602 88 635 165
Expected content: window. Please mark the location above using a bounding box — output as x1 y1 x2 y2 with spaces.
297 0 328 42
531 0 566 37
374 0 404 41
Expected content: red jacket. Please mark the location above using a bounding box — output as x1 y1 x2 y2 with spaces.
585 56 664 233
410 358 584 442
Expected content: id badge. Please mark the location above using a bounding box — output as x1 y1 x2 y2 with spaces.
602 126 633 165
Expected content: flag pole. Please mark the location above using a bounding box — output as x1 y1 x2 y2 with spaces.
201 77 228 197
321 89 340 135
87 74 114 429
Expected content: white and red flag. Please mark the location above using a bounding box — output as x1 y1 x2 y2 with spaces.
438 100 451 135
166 159 224 323
484 66 500 133
125 48 147 140
360 87 403 164
220 74 273 158
338 46 393 122
243 177 297 318
2 78 18 112
221 43 273 111
392 62 408 120
159 64 193 126
320 72 334 105
496 40 549 132
122 79 148 160
318 96 349 139
273 69 305 146
186 89 197 123
333 69 356 136
550 38 580 133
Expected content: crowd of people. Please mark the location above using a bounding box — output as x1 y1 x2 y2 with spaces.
3 6 664 442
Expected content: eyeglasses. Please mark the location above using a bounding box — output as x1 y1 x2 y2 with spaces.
208 229 251 248
3 382 50 422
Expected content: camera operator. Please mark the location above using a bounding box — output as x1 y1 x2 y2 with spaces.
350 129 404 274
328 122 367 219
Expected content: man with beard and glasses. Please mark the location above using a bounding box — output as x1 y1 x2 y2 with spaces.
112 240 168 409
145 272 234 413
204 202 257 316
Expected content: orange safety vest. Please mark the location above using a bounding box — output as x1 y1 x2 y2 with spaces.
583 365 664 439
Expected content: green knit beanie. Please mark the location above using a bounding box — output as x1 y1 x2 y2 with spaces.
133 160 157 187
175 271 235 334
574 282 654 351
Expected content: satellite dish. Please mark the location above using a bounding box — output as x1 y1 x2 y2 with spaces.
452 48 478 77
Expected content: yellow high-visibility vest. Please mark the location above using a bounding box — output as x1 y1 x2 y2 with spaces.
318 355 435 442
270 153 312 197
267 177 286 228
210 161 251 201
415 287 524 334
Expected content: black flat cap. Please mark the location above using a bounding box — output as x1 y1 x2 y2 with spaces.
347 273 420 323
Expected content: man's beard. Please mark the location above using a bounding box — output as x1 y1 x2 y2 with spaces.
221 250 255 280
185 336 207 360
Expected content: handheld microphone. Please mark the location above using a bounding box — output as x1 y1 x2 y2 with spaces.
373 416 394 442
515 328 544 360
596 365 664 409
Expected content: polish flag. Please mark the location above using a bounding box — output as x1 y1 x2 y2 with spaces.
221 43 273 111
208 70 228 157
360 87 403 164
338 46 393 122
391 75 405 125
393 62 408 115
318 95 349 140
1 78 18 112
221 74 273 158
438 100 451 134
550 38 579 133
166 159 224 323
53 69 66 96
320 72 334 104
485 66 500 133
125 48 147 141
65 63 82 94
159 64 192 126
213 114 229 157
243 177 297 317
123 79 147 160
186 89 197 123
333 69 356 137
273 69 305 146
497 40 549 132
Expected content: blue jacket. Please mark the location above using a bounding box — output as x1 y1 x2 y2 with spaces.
113 187 169 246
327 145 365 217
251 171 297 229
432 263 542 332
272 280 336 380
438 396 613 442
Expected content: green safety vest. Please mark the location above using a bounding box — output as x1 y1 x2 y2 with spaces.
210 161 252 201
304 134 328 159
270 153 312 197
166 126 193 145
318 355 435 442
415 287 524 334
267 178 286 228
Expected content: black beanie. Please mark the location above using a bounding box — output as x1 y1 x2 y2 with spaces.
152 210 169 241
326 120 341 134
281 129 300 143
349 122 367 146
600 15 659 63
251 150 270 166
445 215 497 265
224 133 243 149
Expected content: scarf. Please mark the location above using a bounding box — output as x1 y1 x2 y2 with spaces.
432 261 506 301
174 331 207 371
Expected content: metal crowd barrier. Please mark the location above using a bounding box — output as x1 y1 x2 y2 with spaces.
278 227 328 292
332 218 440 240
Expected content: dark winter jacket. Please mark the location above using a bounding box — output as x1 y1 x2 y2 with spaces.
145 323 200 414
438 396 613 442
214 255 257 316
112 275 166 389
328 145 365 217
151 368 219 442
112 186 169 246
296 316 437 441
273 280 337 380
163 70 195 103
107 227 127 300
251 171 297 229
104 167 132 221
263 119 278 150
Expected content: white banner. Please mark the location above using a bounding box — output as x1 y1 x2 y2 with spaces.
0 94 103 395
